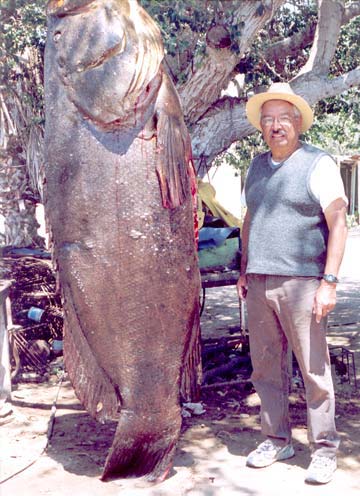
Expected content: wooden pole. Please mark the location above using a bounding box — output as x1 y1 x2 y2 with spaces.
350 163 356 216
357 160 360 223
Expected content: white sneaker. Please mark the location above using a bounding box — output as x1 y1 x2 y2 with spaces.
246 439 295 468
305 455 337 484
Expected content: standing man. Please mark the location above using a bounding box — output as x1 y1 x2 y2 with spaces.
237 82 348 484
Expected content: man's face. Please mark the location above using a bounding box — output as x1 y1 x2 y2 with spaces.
260 100 302 160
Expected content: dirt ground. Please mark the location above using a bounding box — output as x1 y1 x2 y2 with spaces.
1 370 360 496
2 227 360 495
2 281 360 496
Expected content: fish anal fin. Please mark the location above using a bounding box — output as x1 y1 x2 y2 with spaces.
62 293 120 422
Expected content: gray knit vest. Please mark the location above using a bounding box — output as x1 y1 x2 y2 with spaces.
245 142 330 277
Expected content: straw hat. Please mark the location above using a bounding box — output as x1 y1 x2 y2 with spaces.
246 82 314 133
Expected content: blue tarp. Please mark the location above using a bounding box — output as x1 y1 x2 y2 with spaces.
198 227 239 250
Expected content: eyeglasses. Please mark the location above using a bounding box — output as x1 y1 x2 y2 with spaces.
260 115 296 127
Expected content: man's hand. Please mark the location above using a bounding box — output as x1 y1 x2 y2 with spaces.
237 274 248 300
312 197 347 324
312 281 337 323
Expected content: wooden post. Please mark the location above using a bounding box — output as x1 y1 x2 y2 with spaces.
350 163 356 216
0 281 12 404
357 159 360 223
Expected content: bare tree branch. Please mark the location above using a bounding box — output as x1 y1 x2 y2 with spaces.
191 97 251 165
293 66 360 105
263 23 316 62
343 0 360 22
178 0 286 124
297 0 345 77
260 0 360 64
191 66 360 164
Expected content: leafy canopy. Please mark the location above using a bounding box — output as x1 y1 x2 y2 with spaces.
1 0 358 167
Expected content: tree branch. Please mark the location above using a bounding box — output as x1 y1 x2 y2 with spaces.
191 97 252 165
178 0 286 125
259 0 360 65
297 0 345 77
262 23 316 62
191 66 360 164
343 0 360 22
293 66 360 105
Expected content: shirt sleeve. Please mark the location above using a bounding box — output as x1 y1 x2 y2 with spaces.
241 187 247 208
241 162 255 209
309 155 348 211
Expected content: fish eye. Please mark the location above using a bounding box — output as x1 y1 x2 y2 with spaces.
53 31 62 42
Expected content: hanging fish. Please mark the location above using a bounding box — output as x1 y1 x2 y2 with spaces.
44 0 201 483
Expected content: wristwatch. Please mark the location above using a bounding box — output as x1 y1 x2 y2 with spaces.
322 274 339 284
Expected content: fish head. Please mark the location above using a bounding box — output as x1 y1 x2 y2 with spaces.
46 0 164 128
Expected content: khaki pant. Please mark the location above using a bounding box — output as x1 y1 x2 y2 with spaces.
246 274 340 457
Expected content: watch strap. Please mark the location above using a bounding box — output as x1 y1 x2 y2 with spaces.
322 274 339 284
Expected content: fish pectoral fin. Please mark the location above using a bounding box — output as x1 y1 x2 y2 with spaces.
156 115 191 209
155 72 192 210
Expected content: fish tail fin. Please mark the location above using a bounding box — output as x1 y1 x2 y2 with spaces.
101 411 181 483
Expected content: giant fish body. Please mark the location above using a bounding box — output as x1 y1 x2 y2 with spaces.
44 0 201 482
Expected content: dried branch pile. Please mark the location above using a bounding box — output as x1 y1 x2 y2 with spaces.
1 255 63 379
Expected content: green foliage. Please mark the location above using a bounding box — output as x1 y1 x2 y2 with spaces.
308 89 360 155
143 2 196 59
1 0 358 164
0 0 46 125
331 16 360 75
0 1 47 81
140 0 244 82
241 2 318 89
141 0 219 62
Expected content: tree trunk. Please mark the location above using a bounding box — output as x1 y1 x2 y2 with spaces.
0 47 44 248
0 134 44 247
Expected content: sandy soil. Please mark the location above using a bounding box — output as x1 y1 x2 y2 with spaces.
1 358 359 496
2 229 360 495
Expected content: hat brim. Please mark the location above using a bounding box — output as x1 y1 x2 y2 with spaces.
246 92 314 133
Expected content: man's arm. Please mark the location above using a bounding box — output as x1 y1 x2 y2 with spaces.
313 197 348 323
236 209 250 300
